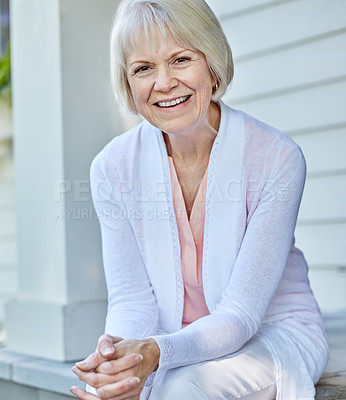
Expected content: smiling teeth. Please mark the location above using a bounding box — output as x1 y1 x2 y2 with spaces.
157 96 189 108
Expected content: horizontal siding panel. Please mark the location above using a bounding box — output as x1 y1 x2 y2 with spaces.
231 32 346 101
221 0 346 59
299 175 346 221
295 223 346 266
0 242 17 265
0 210 17 236
294 127 346 174
206 0 286 17
309 269 346 313
225 79 346 132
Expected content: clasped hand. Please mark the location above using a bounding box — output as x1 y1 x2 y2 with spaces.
70 335 160 400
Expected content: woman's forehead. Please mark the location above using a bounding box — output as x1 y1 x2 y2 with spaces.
125 25 190 64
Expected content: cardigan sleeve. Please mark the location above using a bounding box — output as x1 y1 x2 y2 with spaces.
150 141 306 371
90 151 159 340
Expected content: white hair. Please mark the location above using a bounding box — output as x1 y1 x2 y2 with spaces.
110 0 234 113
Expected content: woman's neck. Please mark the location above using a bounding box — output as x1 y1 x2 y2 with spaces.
163 101 220 166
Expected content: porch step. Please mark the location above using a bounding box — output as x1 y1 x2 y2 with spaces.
315 313 346 399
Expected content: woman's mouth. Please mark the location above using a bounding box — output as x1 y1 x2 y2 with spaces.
155 95 191 108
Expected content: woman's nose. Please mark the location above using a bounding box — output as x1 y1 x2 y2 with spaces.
154 67 178 92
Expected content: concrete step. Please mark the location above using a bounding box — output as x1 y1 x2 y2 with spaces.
315 313 346 399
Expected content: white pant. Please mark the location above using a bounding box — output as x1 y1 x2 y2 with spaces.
147 336 276 400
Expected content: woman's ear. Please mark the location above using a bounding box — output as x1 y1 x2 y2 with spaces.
212 80 219 93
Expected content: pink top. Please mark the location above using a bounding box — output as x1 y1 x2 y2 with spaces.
168 156 210 326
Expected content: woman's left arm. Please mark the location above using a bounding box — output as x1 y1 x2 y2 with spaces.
150 143 306 371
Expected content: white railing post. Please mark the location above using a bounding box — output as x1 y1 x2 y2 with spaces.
5 0 123 361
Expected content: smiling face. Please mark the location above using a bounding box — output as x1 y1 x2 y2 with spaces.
126 27 217 135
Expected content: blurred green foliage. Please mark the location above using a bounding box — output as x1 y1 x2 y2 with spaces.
0 42 11 104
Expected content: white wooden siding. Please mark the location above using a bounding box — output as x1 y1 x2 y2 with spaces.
219 0 346 58
230 32 346 101
295 224 346 266
299 175 346 221
294 127 346 174
206 0 346 312
227 80 346 132
206 0 291 17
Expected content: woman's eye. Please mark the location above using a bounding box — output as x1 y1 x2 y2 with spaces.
175 57 190 64
135 66 150 74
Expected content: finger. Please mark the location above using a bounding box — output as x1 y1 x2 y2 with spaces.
70 386 99 400
72 366 129 389
96 353 143 375
75 351 105 371
75 336 124 371
97 334 117 357
96 376 141 400
98 334 123 345
99 335 125 358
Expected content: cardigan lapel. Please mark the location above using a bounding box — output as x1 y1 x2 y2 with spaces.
202 103 247 311
136 122 184 332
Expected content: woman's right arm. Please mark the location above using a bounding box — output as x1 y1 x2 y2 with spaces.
90 151 159 340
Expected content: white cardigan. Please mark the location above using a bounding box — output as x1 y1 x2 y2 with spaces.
90 102 329 400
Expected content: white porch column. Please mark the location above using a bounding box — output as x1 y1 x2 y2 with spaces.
6 0 123 361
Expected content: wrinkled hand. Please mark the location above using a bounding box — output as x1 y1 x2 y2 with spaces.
70 334 160 400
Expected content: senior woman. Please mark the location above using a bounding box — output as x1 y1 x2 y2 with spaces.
70 0 329 399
